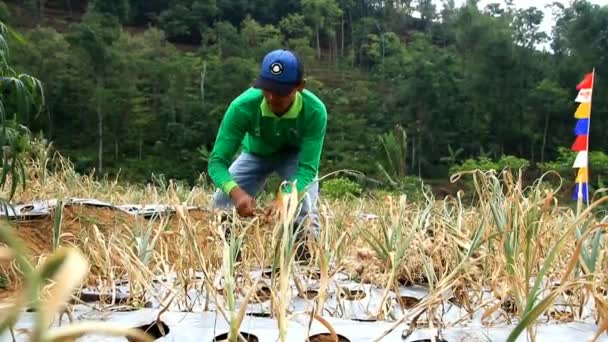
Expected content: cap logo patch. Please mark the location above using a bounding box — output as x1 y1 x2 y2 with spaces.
270 62 283 75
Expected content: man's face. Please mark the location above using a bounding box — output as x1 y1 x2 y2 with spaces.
262 83 304 114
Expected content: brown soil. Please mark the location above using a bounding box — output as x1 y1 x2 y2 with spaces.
309 333 351 342
0 281 20 301
13 205 135 256
213 332 259 342
339 288 366 301
399 296 419 309
250 284 272 303
1 204 215 302
299 290 319 300
17 205 214 256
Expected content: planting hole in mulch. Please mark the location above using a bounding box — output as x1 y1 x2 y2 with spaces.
249 284 272 304
309 333 351 342
262 268 285 279
250 284 272 303
339 288 366 301
246 312 271 318
549 309 574 322
78 290 153 310
397 277 415 287
305 270 322 280
399 296 419 309
79 290 129 305
213 332 259 342
501 296 517 314
352 318 377 322
109 306 140 312
299 290 319 300
127 320 170 341
551 283 575 296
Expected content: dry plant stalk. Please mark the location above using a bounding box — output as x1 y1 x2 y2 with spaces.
272 182 300 342
5 150 608 342
0 222 155 342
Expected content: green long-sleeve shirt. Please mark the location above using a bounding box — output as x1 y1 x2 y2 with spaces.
208 87 327 196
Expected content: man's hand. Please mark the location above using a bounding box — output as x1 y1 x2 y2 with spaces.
230 187 256 217
264 199 279 217
261 199 279 225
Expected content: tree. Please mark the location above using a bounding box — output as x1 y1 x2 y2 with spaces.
11 27 72 141
4 0 608 188
301 0 343 60
552 0 608 154
158 0 218 42
91 0 130 23
279 14 313 41
0 21 44 201
529 79 569 163
239 16 283 59
66 12 121 175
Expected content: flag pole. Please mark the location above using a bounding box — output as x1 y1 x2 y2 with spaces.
585 68 595 207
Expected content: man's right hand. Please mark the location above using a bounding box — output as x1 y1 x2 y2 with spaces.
230 187 256 217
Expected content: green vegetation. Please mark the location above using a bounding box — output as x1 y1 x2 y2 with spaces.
3 2 608 339
0 0 604 198
320 177 362 199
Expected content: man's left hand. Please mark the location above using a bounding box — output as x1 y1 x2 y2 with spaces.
264 200 279 220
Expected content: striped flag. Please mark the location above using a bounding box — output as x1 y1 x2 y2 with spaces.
571 70 595 203
574 103 591 118
572 151 588 168
575 89 592 103
574 119 589 136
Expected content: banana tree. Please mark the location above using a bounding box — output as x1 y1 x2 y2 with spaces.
0 21 45 202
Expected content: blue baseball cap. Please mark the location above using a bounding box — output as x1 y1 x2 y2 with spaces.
253 49 303 96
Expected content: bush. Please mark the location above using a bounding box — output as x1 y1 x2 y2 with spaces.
397 176 431 202
448 155 530 201
539 147 608 177
0 2 9 23
321 177 363 199
369 176 430 203
450 155 530 175
537 147 608 201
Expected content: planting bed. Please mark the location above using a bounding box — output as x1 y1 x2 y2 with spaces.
2 167 608 341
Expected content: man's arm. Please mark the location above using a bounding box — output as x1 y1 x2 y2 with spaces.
208 102 248 195
286 108 327 195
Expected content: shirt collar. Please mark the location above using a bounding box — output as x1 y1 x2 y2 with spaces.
260 91 302 119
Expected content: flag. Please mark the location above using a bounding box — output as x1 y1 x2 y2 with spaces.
573 151 588 168
575 102 591 119
576 168 589 183
574 119 589 135
577 73 593 90
571 70 594 203
573 182 589 201
575 89 592 103
571 134 588 152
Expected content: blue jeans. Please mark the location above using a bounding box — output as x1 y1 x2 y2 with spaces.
212 152 320 238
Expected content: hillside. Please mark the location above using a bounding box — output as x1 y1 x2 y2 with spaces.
0 0 605 202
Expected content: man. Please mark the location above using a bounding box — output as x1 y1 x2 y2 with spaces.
208 49 327 239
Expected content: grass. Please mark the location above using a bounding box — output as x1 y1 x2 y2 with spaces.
1 151 608 341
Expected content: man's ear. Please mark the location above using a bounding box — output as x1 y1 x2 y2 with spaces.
296 80 306 92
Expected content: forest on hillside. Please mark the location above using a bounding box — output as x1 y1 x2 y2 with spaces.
1 0 607 196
